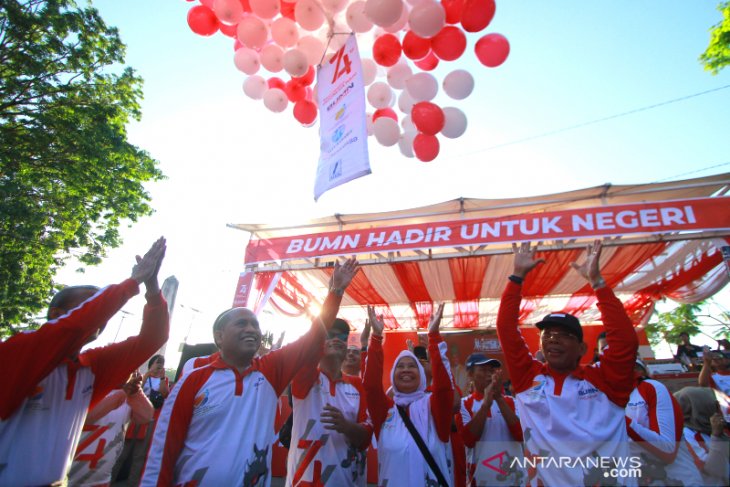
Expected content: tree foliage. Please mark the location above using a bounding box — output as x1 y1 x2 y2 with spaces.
643 302 705 348
0 0 163 331
700 1 730 74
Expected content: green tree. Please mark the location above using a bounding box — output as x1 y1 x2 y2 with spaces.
700 1 730 74
643 302 705 349
0 0 163 333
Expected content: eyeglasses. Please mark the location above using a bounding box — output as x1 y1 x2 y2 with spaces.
327 332 348 342
540 330 579 342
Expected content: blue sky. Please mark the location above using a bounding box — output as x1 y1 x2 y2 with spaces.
64 0 730 361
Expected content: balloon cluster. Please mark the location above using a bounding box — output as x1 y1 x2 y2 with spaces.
186 0 509 162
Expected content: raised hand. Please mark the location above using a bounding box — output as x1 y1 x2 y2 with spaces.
330 257 359 294
406 338 415 353
131 237 166 292
367 306 385 337
491 369 504 399
512 242 545 278
360 319 371 348
570 239 604 288
123 370 143 396
428 303 445 334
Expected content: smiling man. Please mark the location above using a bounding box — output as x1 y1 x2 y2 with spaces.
140 258 359 487
496 240 638 486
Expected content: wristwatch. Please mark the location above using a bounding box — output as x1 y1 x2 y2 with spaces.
329 283 344 296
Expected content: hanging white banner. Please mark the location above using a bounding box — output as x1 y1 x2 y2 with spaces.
314 35 371 201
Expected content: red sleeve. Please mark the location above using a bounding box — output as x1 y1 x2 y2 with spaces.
456 408 478 448
363 334 393 437
0 279 140 420
502 396 524 441
82 292 169 407
584 286 638 407
257 291 341 397
291 362 321 400
496 280 544 394
140 366 213 486
348 375 374 449
428 330 454 443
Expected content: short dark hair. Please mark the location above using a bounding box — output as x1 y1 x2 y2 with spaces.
413 346 428 362
47 285 100 319
331 318 350 336
212 308 234 335
148 354 164 368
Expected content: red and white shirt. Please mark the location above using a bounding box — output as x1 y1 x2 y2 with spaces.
683 427 730 486
457 393 526 486
625 379 703 486
286 369 372 486
0 280 168 486
180 352 221 378
497 280 638 487
363 331 453 487
709 371 730 422
68 389 154 486
140 296 342 487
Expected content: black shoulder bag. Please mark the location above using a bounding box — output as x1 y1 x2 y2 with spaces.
396 405 450 487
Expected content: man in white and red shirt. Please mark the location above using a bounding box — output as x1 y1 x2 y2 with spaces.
496 240 638 486
698 345 730 422
625 359 703 486
456 354 526 487
0 237 169 486
140 258 359 486
286 318 372 486
68 371 155 486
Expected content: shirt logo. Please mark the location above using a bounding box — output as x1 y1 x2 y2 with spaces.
30 385 44 400
82 385 93 395
193 389 209 408
578 386 599 398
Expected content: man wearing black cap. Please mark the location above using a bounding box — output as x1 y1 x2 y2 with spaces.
496 240 638 486
286 317 373 486
456 353 526 486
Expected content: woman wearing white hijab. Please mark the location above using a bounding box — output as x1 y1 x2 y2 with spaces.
363 304 454 487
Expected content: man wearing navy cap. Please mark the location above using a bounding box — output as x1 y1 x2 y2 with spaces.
456 353 526 486
496 240 638 486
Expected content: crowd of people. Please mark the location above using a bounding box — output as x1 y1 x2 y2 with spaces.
0 238 728 486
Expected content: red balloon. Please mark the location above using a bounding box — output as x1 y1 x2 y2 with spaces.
402 31 431 60
187 5 219 37
475 33 510 67
414 51 439 71
431 26 467 61
293 65 315 86
280 0 296 20
413 133 440 162
441 0 464 24
268 77 286 90
219 21 238 38
240 0 252 13
373 108 398 122
461 0 496 33
285 80 307 102
411 102 445 135
294 100 318 125
372 34 402 67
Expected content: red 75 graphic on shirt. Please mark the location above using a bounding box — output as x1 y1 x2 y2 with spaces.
482 450 508 475
75 424 110 469
329 45 352 84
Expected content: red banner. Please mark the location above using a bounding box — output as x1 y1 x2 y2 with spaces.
245 197 730 264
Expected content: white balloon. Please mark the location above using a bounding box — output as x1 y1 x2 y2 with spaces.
364 0 404 28
346 1 374 33
401 113 415 132
243 75 267 99
405 72 438 101
233 47 260 75
298 36 326 66
249 0 280 19
443 69 474 100
384 3 410 33
397 90 415 114
361 58 378 85
263 88 288 112
237 16 269 50
408 1 445 39
260 44 284 72
322 0 348 13
387 62 412 89
282 48 309 77
271 17 299 47
442 106 467 138
295 0 326 31
367 81 393 109
214 0 244 25
398 130 417 157
373 117 400 146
